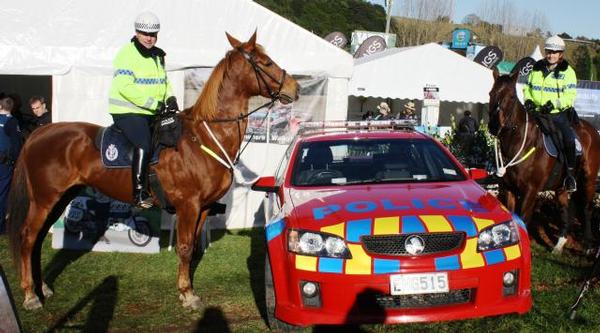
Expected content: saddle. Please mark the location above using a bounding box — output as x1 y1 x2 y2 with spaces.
542 134 582 158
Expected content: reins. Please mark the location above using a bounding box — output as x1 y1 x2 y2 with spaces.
193 47 287 185
494 100 537 177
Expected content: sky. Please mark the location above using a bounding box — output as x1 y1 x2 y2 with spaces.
369 0 600 40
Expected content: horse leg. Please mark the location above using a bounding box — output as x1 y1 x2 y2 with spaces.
504 190 517 213
19 203 51 310
552 191 571 254
193 209 210 252
175 201 203 310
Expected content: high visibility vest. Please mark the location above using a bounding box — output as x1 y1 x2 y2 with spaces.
523 60 577 114
108 42 173 116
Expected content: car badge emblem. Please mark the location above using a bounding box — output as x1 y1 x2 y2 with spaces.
405 235 425 255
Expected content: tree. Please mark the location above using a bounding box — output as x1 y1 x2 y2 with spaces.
462 13 481 26
558 32 572 39
572 45 592 80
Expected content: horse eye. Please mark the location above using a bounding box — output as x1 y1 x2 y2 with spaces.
264 60 273 66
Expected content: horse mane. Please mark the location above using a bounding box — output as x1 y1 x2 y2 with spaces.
192 51 234 121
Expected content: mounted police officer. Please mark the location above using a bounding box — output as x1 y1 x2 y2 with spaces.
109 11 178 208
523 35 578 193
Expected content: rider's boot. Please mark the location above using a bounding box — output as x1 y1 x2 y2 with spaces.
563 142 577 193
132 147 153 208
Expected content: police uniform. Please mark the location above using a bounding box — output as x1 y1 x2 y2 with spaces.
0 114 21 232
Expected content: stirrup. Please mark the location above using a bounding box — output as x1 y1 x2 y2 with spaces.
134 192 154 209
564 176 577 193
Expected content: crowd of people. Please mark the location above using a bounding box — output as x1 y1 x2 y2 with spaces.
362 101 418 121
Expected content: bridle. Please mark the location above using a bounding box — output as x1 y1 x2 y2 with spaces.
491 91 536 177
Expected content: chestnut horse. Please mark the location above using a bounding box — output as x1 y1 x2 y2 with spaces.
7 32 299 310
488 71 600 253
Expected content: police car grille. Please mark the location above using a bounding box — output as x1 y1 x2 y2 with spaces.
374 289 473 309
361 232 465 256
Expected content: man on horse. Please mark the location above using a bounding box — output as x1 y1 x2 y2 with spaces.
523 35 578 193
108 11 179 208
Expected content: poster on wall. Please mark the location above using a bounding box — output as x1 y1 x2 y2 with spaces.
184 68 327 145
421 84 440 127
51 189 160 253
423 85 440 106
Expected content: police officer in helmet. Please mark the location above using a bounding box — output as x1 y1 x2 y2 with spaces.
523 35 578 193
108 12 178 208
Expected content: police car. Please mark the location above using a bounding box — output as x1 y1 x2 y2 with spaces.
252 120 531 329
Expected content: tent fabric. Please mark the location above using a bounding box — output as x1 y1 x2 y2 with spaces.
0 0 353 78
348 43 494 103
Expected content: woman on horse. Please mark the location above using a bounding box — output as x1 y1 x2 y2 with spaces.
108 11 179 208
523 34 577 193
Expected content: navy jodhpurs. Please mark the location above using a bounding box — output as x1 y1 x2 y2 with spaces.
111 114 155 152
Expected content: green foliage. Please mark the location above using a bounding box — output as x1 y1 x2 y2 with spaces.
440 115 495 168
573 45 592 80
254 0 385 39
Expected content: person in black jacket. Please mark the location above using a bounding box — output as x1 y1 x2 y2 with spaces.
23 95 52 139
0 96 23 233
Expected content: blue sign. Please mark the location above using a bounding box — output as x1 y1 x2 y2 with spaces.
452 29 471 49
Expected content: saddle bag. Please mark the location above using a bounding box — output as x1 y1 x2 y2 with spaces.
154 111 182 148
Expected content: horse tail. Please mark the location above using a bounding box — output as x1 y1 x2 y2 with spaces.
7 158 30 267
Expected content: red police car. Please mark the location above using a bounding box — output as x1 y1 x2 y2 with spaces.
252 120 531 330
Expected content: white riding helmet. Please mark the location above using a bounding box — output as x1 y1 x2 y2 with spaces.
545 35 565 52
134 11 160 33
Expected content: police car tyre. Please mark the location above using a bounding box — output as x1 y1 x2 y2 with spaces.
265 253 300 332
128 217 152 247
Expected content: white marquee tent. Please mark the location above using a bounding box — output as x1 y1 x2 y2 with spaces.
0 0 354 229
348 43 493 103
0 0 353 123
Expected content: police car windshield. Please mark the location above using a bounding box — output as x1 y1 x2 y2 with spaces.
291 139 466 186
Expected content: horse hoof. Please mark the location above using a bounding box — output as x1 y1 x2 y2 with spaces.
42 283 54 298
179 294 203 310
23 296 43 310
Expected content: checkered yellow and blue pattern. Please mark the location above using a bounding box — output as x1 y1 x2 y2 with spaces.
267 214 525 275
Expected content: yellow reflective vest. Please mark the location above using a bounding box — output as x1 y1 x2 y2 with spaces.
108 41 173 116
523 59 577 114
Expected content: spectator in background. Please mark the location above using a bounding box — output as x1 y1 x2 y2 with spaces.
457 110 477 162
375 102 392 120
0 96 23 233
24 96 52 138
399 101 417 120
362 110 375 120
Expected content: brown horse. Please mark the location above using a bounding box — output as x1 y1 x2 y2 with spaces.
7 32 299 310
488 71 600 253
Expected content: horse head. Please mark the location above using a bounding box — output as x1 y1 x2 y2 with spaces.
225 31 299 105
488 70 521 136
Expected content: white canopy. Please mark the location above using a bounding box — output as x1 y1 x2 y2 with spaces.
0 0 352 78
348 43 494 103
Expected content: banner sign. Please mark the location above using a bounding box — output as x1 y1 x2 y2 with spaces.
473 46 503 69
423 85 440 107
354 36 387 59
324 31 348 48
350 30 396 55
451 29 471 49
511 56 536 78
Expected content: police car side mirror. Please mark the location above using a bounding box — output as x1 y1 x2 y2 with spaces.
251 176 279 193
468 168 488 181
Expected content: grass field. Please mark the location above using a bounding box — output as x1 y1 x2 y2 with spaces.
2 227 600 333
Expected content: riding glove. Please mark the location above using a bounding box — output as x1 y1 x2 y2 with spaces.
166 96 179 112
540 101 554 114
524 99 536 112
156 101 166 114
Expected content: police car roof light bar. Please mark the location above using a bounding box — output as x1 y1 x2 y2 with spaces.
298 119 417 136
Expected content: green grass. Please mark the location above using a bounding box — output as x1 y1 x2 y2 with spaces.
2 229 600 332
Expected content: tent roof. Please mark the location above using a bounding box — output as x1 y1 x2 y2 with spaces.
0 0 352 78
348 43 494 103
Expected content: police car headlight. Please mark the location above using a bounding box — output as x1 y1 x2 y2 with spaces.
477 221 520 252
288 230 351 258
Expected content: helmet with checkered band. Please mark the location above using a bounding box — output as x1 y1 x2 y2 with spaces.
134 11 160 33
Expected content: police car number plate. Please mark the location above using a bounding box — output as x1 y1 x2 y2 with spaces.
390 272 449 295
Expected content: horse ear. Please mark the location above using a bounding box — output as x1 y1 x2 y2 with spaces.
226 32 242 49
247 29 257 48
492 66 499 81
509 70 519 84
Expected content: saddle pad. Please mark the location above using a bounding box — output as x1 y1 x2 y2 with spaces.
99 126 160 168
542 134 582 158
